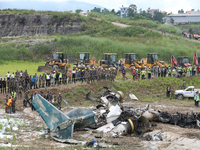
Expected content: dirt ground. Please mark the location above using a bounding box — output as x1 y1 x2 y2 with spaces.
0 79 200 149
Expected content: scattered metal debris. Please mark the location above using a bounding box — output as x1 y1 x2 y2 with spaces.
33 86 200 144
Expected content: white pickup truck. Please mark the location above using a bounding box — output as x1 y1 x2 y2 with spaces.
174 86 200 100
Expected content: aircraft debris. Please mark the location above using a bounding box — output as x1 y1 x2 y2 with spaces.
32 86 200 144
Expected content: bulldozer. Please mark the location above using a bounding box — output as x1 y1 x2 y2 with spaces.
37 52 70 72
98 53 122 69
118 53 145 76
139 53 167 68
73 52 96 70
119 53 145 69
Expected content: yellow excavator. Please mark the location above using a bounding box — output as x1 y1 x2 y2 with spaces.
98 53 121 69
118 53 145 75
119 53 145 69
37 52 70 72
73 52 96 70
138 53 167 68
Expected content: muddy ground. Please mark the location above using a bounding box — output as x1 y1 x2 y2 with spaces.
0 79 200 149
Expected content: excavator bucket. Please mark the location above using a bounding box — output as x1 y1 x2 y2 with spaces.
125 68 133 76
37 66 52 73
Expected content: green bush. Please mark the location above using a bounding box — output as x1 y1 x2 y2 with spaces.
157 24 182 35
81 22 88 30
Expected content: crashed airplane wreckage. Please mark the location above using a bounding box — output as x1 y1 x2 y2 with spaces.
32 86 200 142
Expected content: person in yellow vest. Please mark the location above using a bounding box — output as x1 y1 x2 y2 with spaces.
194 91 199 107
59 71 62 85
189 65 192 76
147 67 151 79
11 90 16 99
194 65 197 76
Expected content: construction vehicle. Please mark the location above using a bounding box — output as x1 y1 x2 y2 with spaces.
73 52 96 70
171 55 191 67
98 53 121 69
37 52 70 72
119 53 145 69
139 53 168 68
118 53 145 75
193 51 199 65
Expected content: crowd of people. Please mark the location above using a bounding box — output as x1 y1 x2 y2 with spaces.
2 67 116 113
0 67 117 96
129 65 200 80
23 91 63 111
182 32 199 40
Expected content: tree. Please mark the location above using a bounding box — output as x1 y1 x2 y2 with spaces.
128 4 137 17
102 8 109 14
91 7 101 13
153 11 163 23
188 28 193 34
139 10 153 20
116 10 121 16
170 17 174 24
75 9 83 14
111 9 116 14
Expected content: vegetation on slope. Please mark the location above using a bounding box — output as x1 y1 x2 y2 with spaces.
62 76 200 106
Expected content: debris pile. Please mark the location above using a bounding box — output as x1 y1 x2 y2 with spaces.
32 86 200 144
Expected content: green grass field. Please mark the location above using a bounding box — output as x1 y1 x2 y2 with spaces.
0 61 74 77
0 61 44 77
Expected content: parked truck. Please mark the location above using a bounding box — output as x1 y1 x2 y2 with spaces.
174 86 200 100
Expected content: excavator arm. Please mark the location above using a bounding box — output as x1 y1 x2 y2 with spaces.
193 51 198 65
171 55 178 67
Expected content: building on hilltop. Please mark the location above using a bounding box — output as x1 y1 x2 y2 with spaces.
146 8 159 16
166 14 200 25
66 10 73 13
119 5 128 17
79 11 87 17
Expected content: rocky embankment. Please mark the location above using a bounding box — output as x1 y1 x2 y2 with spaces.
0 14 82 36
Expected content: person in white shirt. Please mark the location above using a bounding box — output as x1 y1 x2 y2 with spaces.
11 72 15 79
51 72 55 86
6 72 11 80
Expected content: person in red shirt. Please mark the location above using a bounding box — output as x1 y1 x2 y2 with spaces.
197 66 200 76
132 68 136 80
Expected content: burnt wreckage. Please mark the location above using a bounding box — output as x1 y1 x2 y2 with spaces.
32 86 200 142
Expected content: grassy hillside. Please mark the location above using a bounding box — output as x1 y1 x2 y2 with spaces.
0 9 199 64
62 76 200 107
1 33 200 64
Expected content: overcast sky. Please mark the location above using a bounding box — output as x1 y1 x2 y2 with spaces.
0 0 199 14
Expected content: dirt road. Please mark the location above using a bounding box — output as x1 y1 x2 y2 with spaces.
111 21 200 43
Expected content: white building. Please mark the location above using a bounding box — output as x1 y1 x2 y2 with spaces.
120 5 128 17
166 14 200 25
79 11 87 17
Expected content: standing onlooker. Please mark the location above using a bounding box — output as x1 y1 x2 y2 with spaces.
121 67 126 80
35 73 38 89
68 70 72 84
6 72 11 81
132 68 136 80
181 80 186 89
168 66 171 77
2 78 6 94
197 65 200 76
166 85 171 98
72 69 76 83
